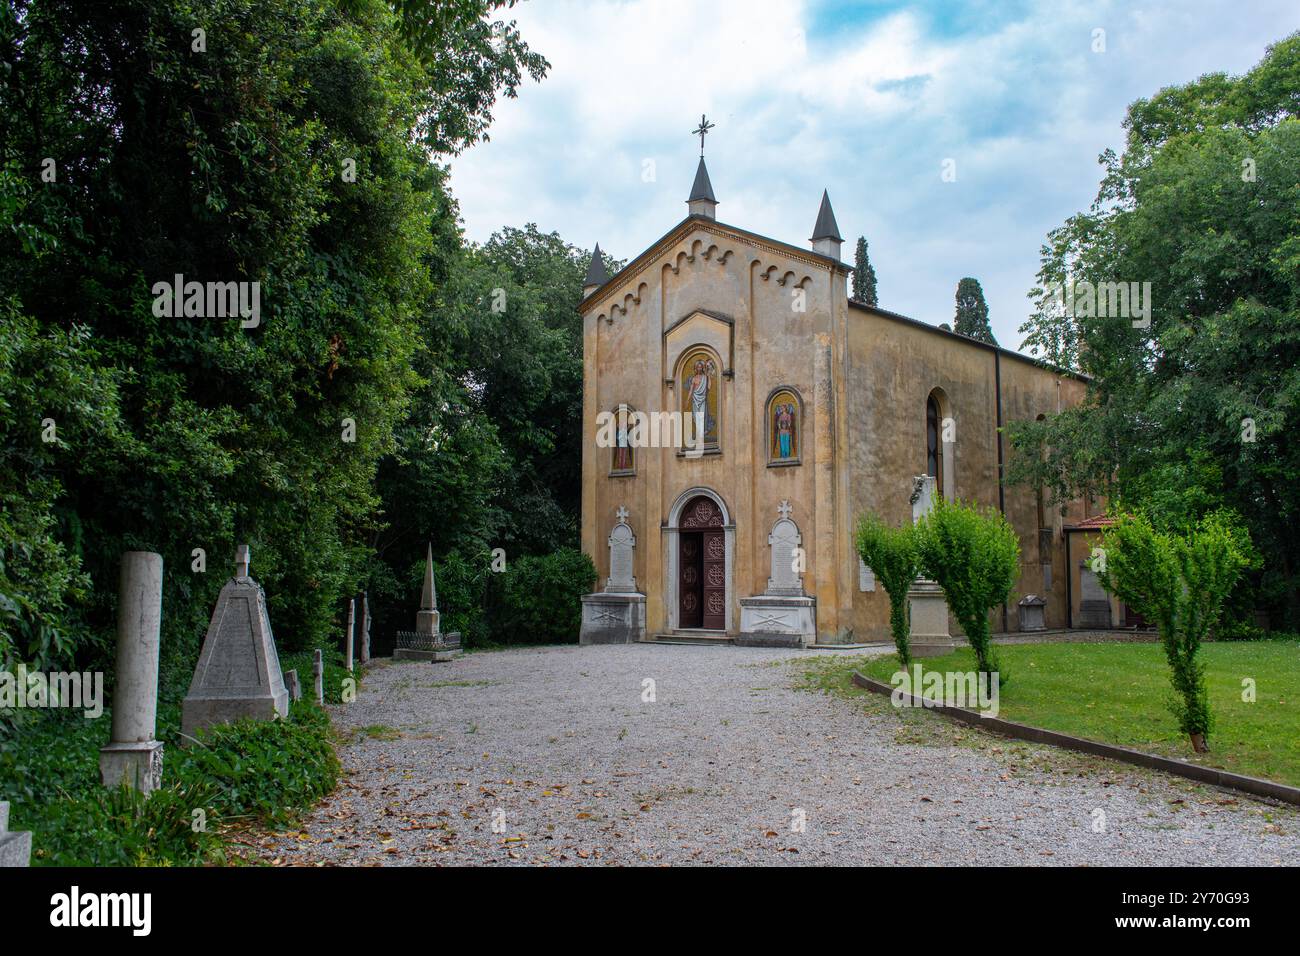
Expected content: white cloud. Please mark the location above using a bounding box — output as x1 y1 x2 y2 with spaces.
449 0 1299 351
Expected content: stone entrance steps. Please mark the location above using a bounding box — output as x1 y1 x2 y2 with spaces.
640 632 735 646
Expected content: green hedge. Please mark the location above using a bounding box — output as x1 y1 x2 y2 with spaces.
492 548 596 645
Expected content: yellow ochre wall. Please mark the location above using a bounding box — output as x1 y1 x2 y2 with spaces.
581 216 1088 642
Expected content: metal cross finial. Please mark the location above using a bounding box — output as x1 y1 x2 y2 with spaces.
691 114 715 157
777 500 793 520
616 505 629 523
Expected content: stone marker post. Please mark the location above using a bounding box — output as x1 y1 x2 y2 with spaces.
359 592 371 664
99 551 165 794
907 476 953 656
312 649 324 705
285 668 301 702
0 800 32 867
345 598 355 673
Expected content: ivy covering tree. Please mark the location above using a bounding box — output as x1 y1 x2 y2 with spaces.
1099 512 1255 752
953 277 997 344
1009 32 1300 628
852 235 878 306
855 514 919 667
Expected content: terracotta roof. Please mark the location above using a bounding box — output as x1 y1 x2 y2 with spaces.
1065 515 1115 531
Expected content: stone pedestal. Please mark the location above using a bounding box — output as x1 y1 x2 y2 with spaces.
737 595 816 647
181 546 289 742
907 578 954 657
580 592 646 644
394 632 462 661
100 551 165 793
0 801 32 868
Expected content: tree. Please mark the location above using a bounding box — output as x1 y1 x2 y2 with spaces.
0 0 547 681
914 496 1020 682
1099 512 1254 752
852 236 878 306
1010 32 1300 628
855 514 919 667
953 277 997 344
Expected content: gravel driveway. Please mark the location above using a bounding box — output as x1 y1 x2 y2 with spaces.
253 644 1299 866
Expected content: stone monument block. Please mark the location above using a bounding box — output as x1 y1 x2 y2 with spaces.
181 545 289 741
0 800 31 867
739 502 816 646
580 506 646 644
907 476 954 655
1018 594 1048 632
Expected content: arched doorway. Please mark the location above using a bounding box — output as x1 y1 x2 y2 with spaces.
678 496 725 629
665 488 733 633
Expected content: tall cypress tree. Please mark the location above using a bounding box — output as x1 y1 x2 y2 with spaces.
852 236 878 306
953 277 997 345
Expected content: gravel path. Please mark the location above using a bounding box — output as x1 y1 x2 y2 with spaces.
253 644 1299 866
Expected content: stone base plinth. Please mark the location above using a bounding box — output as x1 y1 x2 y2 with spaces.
182 690 289 743
394 633 461 663
99 740 164 794
1078 600 1112 628
580 593 646 645
908 578 954 656
738 595 816 647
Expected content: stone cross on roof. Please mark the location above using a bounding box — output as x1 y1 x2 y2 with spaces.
616 505 629 523
777 500 793 520
235 544 250 578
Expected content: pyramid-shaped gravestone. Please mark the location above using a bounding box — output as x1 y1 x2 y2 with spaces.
181 545 289 741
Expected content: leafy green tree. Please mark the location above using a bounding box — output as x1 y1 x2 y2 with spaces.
855 515 919 667
852 236 878 306
0 0 547 683
1099 512 1254 751
953 277 997 344
495 549 596 645
914 496 1020 681
1011 33 1300 628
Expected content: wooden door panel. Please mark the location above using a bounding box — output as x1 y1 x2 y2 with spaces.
702 530 725 630
679 533 701 628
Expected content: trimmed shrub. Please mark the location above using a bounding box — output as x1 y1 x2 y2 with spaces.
855 514 920 668
914 496 1020 683
493 548 596 645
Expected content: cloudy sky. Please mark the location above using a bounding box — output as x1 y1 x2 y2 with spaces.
448 0 1298 354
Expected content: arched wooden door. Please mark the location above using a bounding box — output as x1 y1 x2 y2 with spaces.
679 496 725 630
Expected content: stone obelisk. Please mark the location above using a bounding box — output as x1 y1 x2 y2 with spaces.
394 544 460 661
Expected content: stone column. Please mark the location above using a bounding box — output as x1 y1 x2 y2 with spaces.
99 551 165 794
312 649 324 705
345 598 355 673
358 592 371 664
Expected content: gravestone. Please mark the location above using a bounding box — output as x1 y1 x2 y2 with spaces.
0 800 31 867
1018 594 1048 632
394 544 462 660
285 668 301 702
99 551 165 793
739 501 816 647
1078 563 1112 628
312 650 324 705
580 506 647 644
906 476 953 656
181 545 289 742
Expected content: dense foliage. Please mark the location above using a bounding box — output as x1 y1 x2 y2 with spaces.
854 514 919 667
1010 33 1300 628
495 549 597 646
953 277 997 345
1099 511 1255 750
851 236 878 306
914 496 1020 681
0 1 573 692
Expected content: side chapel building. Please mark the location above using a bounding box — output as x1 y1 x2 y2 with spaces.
579 154 1104 646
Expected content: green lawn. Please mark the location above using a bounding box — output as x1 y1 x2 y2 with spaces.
855 640 1300 787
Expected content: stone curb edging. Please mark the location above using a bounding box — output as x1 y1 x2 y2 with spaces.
850 670 1300 807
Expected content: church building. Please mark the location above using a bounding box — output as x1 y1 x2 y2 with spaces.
578 151 1098 646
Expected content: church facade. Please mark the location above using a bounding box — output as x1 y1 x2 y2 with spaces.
579 157 1095 646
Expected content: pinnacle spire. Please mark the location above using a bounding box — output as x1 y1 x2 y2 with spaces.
688 157 717 204
811 189 842 242
584 243 609 289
